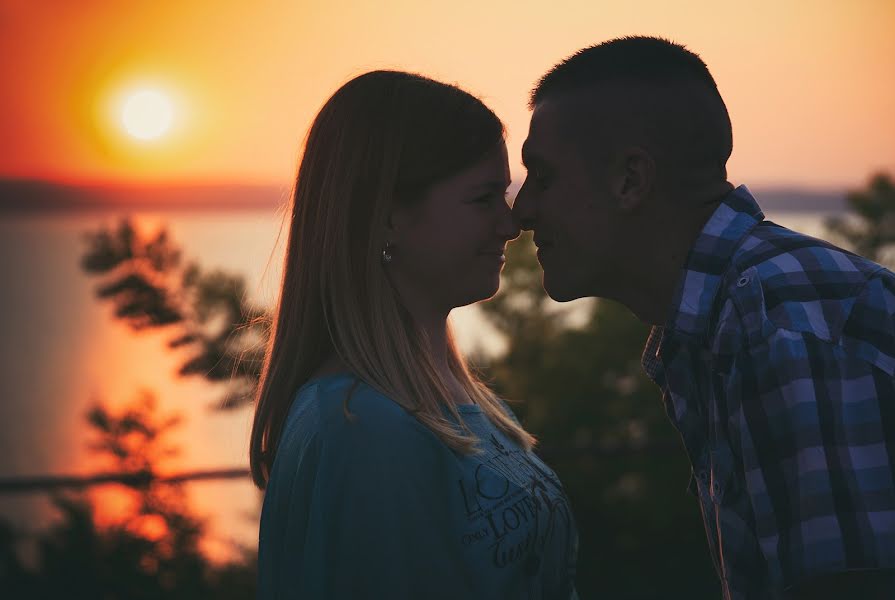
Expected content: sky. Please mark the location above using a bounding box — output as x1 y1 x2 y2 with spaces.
1 0 893 189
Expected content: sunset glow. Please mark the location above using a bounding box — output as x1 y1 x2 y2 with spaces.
121 90 174 141
2 2 894 591
1 1 893 188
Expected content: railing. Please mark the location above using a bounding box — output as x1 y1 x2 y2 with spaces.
0 468 250 494
0 440 683 494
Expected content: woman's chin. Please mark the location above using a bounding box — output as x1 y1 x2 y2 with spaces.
451 282 501 309
477 280 502 304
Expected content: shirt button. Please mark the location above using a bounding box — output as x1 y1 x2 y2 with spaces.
711 481 721 495
523 554 541 576
698 470 709 484
737 276 750 287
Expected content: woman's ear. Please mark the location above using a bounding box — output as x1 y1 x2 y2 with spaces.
386 205 414 243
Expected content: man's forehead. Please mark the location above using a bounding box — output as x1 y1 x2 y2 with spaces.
529 98 564 134
524 100 565 156
527 88 636 157
537 89 613 122
525 95 597 161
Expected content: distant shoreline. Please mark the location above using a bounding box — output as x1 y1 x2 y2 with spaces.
0 179 289 214
0 177 848 214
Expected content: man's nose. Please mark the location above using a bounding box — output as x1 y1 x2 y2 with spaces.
495 197 521 241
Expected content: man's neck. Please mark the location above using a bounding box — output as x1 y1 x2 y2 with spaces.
614 184 732 326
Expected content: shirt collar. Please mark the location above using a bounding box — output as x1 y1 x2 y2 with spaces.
641 325 665 382
662 185 764 341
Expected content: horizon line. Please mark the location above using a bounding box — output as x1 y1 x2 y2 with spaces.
0 173 874 194
0 175 855 214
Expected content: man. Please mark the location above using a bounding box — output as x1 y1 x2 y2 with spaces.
512 36 895 599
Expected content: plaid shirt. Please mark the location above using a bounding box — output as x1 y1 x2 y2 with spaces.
642 186 895 599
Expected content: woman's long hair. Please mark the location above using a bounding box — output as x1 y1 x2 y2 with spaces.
250 70 536 489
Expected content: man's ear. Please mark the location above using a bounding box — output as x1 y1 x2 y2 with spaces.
610 146 655 212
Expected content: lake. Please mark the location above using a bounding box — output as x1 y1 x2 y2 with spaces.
0 206 839 562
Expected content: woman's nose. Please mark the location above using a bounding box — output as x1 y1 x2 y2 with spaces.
496 202 521 241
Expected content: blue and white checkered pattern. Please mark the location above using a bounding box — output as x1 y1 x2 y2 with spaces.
642 186 895 599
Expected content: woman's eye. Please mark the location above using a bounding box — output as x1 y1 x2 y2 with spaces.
473 192 502 204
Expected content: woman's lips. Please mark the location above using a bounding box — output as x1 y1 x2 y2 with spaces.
479 250 506 264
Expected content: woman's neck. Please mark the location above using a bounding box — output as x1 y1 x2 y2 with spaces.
404 307 475 405
314 307 473 404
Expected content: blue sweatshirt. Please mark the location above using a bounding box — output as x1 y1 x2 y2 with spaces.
259 373 578 600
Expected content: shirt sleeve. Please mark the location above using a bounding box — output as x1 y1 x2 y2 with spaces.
733 275 895 589
287 400 475 600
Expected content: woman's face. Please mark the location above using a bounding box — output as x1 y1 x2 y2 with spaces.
388 141 519 314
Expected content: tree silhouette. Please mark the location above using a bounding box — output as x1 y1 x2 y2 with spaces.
0 392 256 599
86 390 182 475
479 232 718 599
81 221 268 408
826 172 895 264
74 183 888 599
79 220 719 598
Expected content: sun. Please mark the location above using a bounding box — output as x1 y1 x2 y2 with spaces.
121 89 174 141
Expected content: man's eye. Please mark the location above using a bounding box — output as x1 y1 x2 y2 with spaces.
531 168 551 190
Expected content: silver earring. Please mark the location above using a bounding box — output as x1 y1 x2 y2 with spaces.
381 243 393 264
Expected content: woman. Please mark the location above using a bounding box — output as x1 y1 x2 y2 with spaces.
251 70 578 599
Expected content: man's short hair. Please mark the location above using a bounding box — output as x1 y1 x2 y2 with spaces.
532 36 733 175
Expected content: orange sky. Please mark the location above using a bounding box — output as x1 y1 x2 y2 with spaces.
1 0 893 189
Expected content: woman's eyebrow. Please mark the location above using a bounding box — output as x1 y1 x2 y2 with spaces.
470 180 510 192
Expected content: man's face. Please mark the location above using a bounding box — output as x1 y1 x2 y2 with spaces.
513 98 624 302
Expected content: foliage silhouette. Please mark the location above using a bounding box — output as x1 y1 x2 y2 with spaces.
80 219 719 598
480 232 718 599
82 221 267 408
0 392 256 599
73 178 890 599
826 172 895 265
